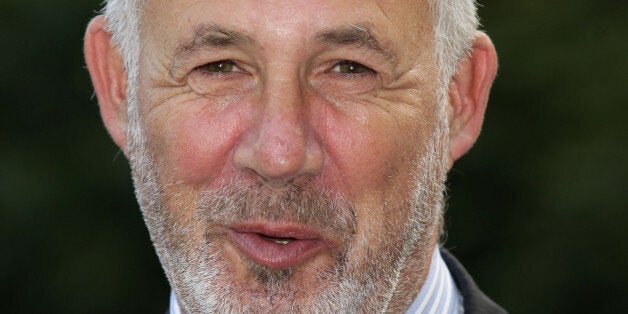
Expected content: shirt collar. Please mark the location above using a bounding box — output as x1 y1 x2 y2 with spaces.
169 289 182 314
406 246 464 314
169 246 463 313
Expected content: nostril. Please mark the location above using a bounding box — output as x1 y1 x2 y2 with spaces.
233 139 321 187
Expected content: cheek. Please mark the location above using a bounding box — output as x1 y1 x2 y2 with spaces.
322 103 430 199
147 99 246 186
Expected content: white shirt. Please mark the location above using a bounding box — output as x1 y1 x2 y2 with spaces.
169 247 463 313
406 247 464 314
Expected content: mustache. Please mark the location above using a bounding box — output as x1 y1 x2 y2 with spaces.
197 179 357 236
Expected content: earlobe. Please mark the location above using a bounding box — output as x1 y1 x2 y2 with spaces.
84 15 129 154
447 31 498 169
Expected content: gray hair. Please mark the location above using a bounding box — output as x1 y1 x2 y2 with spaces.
431 0 479 87
103 0 140 78
103 0 479 94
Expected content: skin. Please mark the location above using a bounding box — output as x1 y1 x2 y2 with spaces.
85 0 497 312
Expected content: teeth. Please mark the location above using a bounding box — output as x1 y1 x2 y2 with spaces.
273 239 291 245
259 234 293 245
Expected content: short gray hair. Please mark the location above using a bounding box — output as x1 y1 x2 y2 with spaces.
431 0 479 86
102 0 479 106
103 0 141 100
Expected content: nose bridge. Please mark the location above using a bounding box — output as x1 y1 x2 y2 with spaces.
261 68 304 129
233 64 323 186
257 72 307 166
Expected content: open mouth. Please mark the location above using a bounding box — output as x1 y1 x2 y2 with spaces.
259 233 296 245
227 223 329 269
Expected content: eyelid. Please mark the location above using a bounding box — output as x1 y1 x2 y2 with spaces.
328 59 379 78
340 60 372 71
187 59 256 96
195 59 245 76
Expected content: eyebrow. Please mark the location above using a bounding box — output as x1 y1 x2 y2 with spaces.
314 23 398 63
172 24 253 76
176 23 252 54
171 22 397 77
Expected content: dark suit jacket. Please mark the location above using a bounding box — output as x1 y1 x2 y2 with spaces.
441 249 508 314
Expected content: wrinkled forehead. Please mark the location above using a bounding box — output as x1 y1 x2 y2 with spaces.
139 0 434 61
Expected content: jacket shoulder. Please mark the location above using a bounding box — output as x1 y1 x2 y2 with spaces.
440 248 508 314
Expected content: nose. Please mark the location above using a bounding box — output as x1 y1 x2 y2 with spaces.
233 75 323 187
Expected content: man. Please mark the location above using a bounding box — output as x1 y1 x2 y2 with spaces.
84 0 502 312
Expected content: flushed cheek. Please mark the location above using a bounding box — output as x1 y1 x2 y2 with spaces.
323 106 423 199
147 98 248 186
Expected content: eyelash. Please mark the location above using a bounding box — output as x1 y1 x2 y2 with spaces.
194 59 376 79
195 60 242 76
331 60 376 76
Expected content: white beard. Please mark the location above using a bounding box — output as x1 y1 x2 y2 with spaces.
125 88 449 313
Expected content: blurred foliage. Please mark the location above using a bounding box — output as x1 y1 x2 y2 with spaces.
1 0 626 313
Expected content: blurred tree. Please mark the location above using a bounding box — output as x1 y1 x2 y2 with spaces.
1 0 626 313
446 0 628 312
1 0 169 312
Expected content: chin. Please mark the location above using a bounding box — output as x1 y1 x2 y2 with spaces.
165 244 361 313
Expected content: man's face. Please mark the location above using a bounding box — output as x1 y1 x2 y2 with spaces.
131 0 447 311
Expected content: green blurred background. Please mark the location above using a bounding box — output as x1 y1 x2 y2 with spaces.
1 0 626 312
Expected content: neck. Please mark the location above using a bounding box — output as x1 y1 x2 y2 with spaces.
384 225 439 312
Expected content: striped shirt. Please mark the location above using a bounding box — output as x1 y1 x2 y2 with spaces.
406 247 464 314
169 290 181 314
169 247 463 313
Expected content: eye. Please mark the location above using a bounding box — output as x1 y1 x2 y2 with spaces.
188 59 254 96
198 60 240 74
331 60 374 74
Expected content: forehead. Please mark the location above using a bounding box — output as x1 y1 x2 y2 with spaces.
140 0 433 55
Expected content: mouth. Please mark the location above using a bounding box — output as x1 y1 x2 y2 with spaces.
227 222 332 269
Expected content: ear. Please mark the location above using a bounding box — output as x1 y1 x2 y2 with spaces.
447 31 498 169
84 15 129 155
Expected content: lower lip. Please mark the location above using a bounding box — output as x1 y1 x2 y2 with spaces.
227 230 325 269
